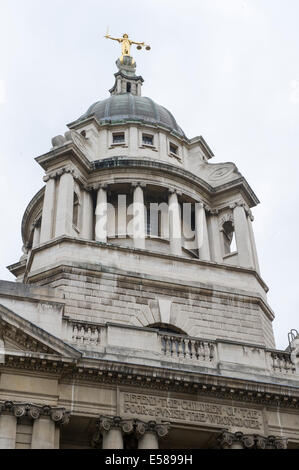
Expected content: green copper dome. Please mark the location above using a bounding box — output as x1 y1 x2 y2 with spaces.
75 93 186 138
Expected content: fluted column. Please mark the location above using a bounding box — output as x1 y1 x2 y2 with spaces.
97 417 134 449
95 185 108 243
40 176 56 243
132 183 145 250
195 203 211 261
55 169 75 237
137 421 170 449
168 190 182 256
81 188 94 240
233 203 254 268
0 412 17 449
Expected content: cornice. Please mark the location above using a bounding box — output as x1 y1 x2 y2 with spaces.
25 236 270 297
2 353 299 410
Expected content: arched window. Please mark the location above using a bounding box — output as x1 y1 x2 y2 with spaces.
73 193 79 228
222 220 236 254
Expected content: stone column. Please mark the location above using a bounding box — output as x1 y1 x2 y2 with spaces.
247 213 261 274
218 431 245 449
31 416 56 449
132 183 145 250
40 176 56 243
97 417 134 450
30 406 69 449
95 185 108 243
81 188 94 240
233 203 254 268
55 169 75 237
168 190 182 256
0 412 17 449
195 203 211 261
137 421 170 450
207 209 223 262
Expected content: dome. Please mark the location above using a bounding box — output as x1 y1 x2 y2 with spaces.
75 94 186 138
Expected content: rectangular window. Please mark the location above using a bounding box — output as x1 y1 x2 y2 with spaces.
113 132 125 144
142 134 154 146
169 143 178 155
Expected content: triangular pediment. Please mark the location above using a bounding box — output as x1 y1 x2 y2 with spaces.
0 303 81 358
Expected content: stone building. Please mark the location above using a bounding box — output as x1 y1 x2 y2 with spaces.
0 50 299 450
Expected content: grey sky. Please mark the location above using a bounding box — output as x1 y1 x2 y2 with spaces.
0 0 298 349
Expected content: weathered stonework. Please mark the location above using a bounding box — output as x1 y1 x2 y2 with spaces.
0 52 298 449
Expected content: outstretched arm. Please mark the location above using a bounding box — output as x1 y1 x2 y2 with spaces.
105 35 122 43
130 40 145 46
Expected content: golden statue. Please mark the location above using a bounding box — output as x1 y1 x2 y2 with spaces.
105 32 151 63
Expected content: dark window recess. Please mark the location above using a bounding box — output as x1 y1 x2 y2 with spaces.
142 134 154 146
170 143 178 155
126 82 131 93
113 133 125 144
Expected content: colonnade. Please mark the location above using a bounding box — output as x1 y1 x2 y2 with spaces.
95 416 170 449
37 168 260 271
0 401 69 449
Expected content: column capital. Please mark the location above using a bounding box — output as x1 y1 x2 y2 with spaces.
218 431 288 449
168 188 182 196
136 420 170 439
93 183 108 191
0 401 69 425
132 182 146 189
97 416 134 435
205 206 219 216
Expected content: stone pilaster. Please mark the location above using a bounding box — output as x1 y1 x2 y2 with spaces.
40 176 56 243
168 189 182 256
55 168 75 237
81 188 94 240
195 203 211 261
232 202 254 268
136 420 170 450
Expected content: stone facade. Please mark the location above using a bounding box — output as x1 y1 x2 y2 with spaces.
0 53 298 449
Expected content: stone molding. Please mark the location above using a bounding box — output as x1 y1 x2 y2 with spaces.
0 401 70 424
43 166 86 189
218 431 288 449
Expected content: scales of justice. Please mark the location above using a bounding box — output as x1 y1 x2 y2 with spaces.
104 29 151 65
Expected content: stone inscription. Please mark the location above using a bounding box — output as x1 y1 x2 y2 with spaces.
121 393 263 432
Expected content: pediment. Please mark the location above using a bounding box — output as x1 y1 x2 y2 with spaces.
0 303 81 358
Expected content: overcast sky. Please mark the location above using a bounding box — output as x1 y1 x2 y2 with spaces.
0 0 298 349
